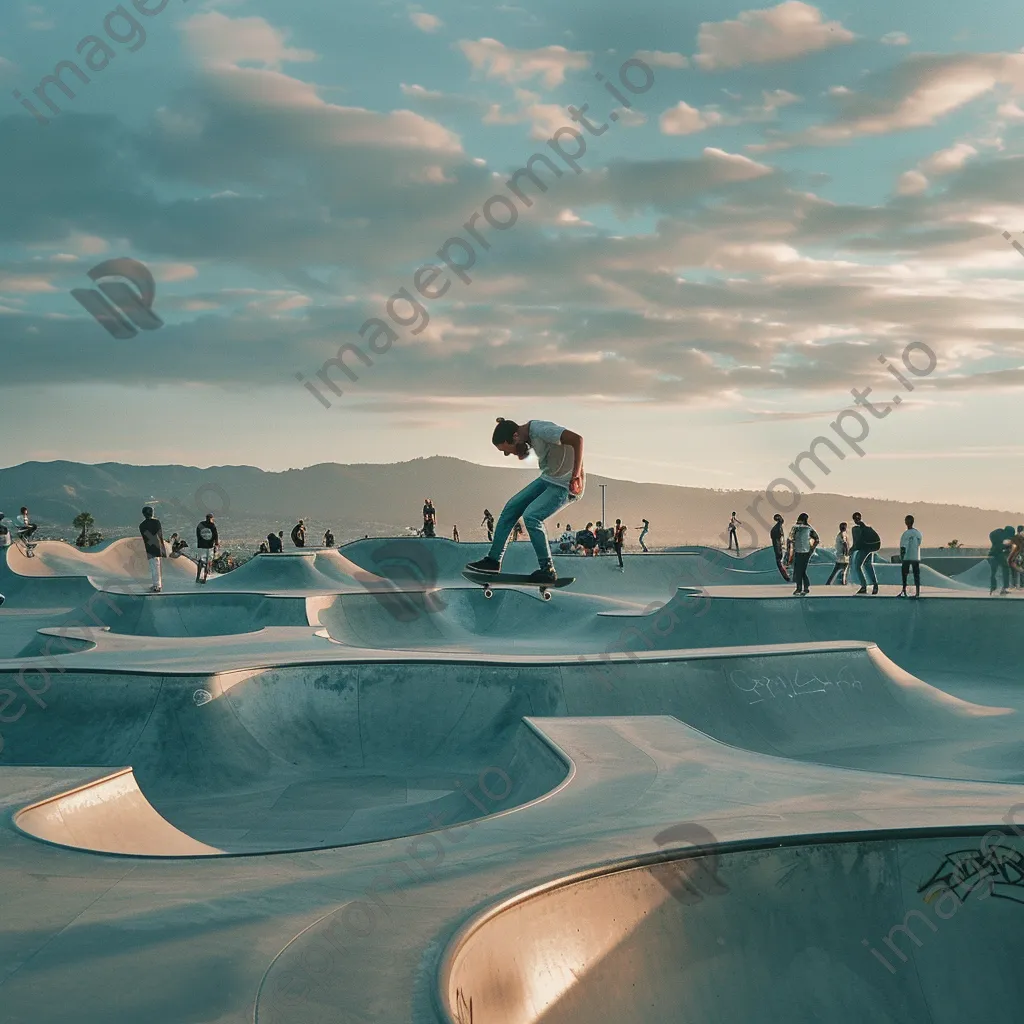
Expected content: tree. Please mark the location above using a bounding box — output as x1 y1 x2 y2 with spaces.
946 539 962 549
72 512 103 548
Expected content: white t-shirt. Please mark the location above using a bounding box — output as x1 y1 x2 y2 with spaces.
834 531 849 564
900 528 923 561
528 420 583 492
788 523 819 554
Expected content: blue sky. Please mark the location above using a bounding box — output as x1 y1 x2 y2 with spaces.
2 0 1024 509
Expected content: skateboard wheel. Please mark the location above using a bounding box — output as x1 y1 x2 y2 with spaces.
483 588 493 599
542 589 552 601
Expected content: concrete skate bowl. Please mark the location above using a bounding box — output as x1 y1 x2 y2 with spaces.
440 830 1024 1024
46 590 312 637
2 664 570 856
605 588 1024 674
316 586 644 653
3 646 1020 859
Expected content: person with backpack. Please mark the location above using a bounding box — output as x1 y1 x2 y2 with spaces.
139 506 166 593
291 520 306 547
898 514 923 599
825 521 850 585
770 513 791 582
267 531 283 553
850 511 880 595
613 519 627 570
195 513 219 584
786 513 819 595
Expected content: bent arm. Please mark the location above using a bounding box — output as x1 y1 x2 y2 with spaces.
560 429 584 480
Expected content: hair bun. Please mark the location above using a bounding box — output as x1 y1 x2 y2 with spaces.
495 417 504 423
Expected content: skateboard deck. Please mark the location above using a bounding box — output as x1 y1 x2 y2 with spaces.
462 570 574 600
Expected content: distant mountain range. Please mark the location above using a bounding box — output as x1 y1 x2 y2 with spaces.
0 457 1019 550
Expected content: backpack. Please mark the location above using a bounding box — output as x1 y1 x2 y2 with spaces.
860 526 881 552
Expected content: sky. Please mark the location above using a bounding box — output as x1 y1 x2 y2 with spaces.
2 0 1024 510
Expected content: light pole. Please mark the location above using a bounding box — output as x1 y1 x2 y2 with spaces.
600 484 607 527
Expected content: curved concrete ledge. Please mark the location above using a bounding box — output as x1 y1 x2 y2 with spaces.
14 767 222 856
440 830 1024 1024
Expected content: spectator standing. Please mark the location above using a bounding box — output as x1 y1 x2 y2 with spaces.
323 529 335 548
291 520 307 548
422 499 436 538
195 513 219 584
988 525 1014 596
770 514 791 582
727 512 741 553
453 525 460 542
613 519 627 570
897 515 923 599
637 518 650 553
267 531 283 553
139 506 165 593
481 509 495 541
559 524 575 553
850 511 880 596
787 513 819 596
825 522 850 585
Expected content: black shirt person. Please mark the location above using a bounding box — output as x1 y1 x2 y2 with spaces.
770 514 791 582
139 506 165 592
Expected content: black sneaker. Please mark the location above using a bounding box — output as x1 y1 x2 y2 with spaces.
466 557 501 574
529 566 557 583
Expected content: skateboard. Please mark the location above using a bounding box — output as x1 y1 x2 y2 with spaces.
13 535 37 557
461 569 574 601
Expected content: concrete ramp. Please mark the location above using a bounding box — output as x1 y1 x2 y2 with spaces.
442 831 1024 1024
15 768 222 856
205 551 339 592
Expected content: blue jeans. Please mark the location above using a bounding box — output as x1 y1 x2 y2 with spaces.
851 549 877 587
488 477 577 568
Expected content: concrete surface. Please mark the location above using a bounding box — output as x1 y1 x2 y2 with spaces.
1 536 1023 1023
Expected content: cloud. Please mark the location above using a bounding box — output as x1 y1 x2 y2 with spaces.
659 101 721 135
634 50 689 69
182 12 317 70
694 2 855 71
920 142 977 175
409 11 443 33
897 169 929 195
881 32 910 46
800 53 1024 144
458 38 590 88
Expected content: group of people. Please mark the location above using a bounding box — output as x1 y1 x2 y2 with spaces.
989 525 1024 595
767 511 922 597
254 523 335 554
555 520 630 567
139 507 222 590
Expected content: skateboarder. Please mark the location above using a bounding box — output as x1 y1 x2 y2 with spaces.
195 513 219 584
466 417 584 583
139 506 165 592
637 518 650 553
769 514 791 582
16 507 38 546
